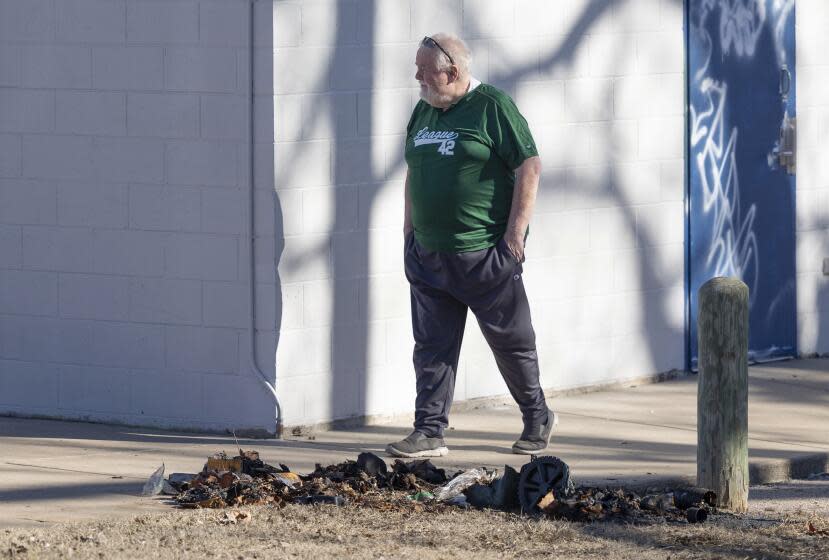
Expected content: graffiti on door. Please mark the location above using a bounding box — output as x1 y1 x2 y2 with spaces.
688 0 797 363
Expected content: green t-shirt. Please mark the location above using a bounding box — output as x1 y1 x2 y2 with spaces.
404 83 538 252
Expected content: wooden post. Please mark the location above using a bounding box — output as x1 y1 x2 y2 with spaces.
697 277 749 512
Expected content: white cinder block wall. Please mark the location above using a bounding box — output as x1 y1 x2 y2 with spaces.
271 0 686 427
796 0 829 354
0 0 689 433
0 0 278 434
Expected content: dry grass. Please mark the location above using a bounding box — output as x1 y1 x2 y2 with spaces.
1 502 827 560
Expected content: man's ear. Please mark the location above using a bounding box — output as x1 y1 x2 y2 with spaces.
447 65 460 82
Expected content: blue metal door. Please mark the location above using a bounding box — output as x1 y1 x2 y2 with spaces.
688 0 797 366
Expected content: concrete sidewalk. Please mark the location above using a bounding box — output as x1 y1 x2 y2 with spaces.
1 359 827 528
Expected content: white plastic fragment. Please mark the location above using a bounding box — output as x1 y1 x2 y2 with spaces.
141 464 165 496
434 468 488 502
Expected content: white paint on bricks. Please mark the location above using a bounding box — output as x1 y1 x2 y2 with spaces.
0 270 57 317
58 274 130 321
0 135 21 177
165 326 240 375
129 185 201 232
58 182 128 229
128 93 200 138
0 90 54 134
21 136 93 181
57 92 127 137
92 47 164 90
89 322 165 369
165 47 238 93
165 233 238 282
0 225 21 268
127 1 198 45
92 229 165 277
22 226 94 273
0 361 59 409
166 141 239 188
59 364 132 415
797 0 829 354
201 95 246 140
201 188 245 235
199 1 248 47
57 0 126 44
0 0 716 433
130 277 203 326
11 45 92 89
0 0 55 42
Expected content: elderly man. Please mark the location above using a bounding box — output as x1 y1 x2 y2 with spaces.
386 33 556 458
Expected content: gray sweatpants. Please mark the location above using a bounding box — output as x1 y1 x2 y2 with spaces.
404 233 548 438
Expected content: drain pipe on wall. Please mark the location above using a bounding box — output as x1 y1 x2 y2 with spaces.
246 0 283 436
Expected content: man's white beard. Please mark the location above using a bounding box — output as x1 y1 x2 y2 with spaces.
419 84 453 108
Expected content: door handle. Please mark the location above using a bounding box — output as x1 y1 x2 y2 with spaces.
780 66 791 99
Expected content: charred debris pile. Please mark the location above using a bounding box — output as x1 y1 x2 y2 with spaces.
147 450 718 524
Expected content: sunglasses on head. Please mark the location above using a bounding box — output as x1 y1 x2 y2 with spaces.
421 36 455 66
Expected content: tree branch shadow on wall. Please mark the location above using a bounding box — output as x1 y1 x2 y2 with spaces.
271 0 687 431
366 0 684 407
487 0 686 388
329 1 375 429
267 0 377 429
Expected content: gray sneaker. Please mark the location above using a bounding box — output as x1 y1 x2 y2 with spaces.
512 409 558 455
385 431 449 458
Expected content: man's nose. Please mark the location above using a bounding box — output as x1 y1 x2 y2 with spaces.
415 68 422 81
